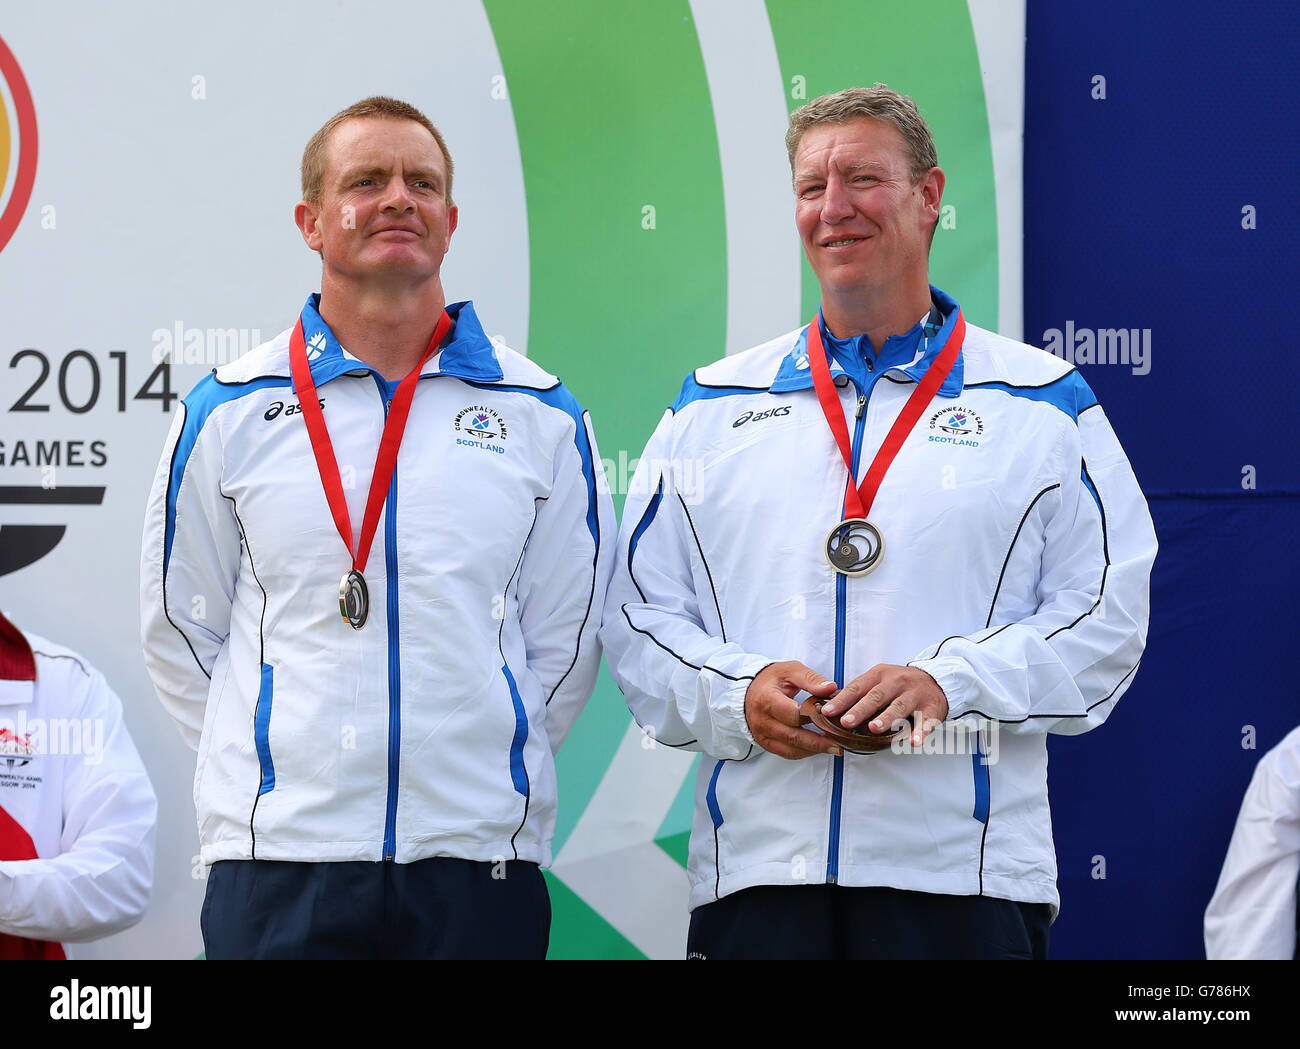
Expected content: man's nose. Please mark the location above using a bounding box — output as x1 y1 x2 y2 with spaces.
380 179 416 211
821 176 854 222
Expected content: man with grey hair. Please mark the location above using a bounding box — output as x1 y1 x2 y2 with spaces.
601 84 1156 958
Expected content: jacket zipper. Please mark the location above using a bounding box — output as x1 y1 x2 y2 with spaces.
828 385 868 884
377 383 401 862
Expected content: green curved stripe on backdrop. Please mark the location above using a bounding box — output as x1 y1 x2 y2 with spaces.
486 0 726 957
765 0 999 328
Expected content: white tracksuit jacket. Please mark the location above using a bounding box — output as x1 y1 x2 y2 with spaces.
140 297 614 867
600 287 1157 914
1204 725 1300 959
0 619 157 956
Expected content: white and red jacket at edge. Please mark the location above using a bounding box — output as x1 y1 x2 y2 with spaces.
0 611 157 959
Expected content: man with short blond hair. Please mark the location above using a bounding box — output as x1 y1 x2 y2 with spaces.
601 84 1156 959
300 96 455 206
142 97 614 959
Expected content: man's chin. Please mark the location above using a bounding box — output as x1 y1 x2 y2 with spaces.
359 248 442 272
812 266 879 295
327 257 444 286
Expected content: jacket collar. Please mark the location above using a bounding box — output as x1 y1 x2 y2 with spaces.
769 284 964 396
292 294 504 391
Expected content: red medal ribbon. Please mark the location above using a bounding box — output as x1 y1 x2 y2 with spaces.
807 308 966 519
0 805 65 960
0 611 35 682
288 310 452 575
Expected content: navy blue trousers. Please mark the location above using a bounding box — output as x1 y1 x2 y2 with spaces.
202 857 550 960
687 884 1051 960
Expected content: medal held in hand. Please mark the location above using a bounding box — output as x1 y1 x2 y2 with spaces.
806 307 965 576
799 693 905 753
289 309 453 629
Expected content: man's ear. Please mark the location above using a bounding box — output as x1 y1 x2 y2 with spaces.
444 203 458 252
294 200 323 253
920 166 945 228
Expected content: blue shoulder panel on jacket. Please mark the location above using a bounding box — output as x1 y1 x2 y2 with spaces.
165 372 292 572
964 369 1098 422
671 373 771 412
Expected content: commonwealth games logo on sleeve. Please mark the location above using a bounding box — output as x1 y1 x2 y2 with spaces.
0 33 37 258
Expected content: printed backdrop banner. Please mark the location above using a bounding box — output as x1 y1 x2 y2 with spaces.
0 0 1022 958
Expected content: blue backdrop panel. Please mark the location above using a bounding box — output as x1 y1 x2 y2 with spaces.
1024 1 1300 957
1049 496 1298 958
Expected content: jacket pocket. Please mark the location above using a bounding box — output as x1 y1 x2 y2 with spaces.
253 663 275 796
